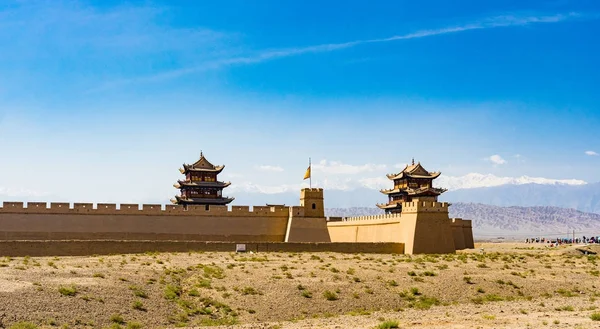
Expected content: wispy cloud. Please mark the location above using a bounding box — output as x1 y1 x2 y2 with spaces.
93 11 588 90
486 155 507 165
585 150 599 156
256 165 284 172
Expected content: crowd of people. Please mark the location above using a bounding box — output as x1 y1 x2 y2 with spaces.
525 236 599 245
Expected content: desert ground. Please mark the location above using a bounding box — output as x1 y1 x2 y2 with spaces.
1 243 599 329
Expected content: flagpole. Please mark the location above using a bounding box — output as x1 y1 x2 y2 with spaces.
309 157 312 188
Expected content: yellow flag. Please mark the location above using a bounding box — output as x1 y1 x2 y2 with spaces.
303 166 311 180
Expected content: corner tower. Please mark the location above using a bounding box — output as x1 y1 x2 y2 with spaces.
300 188 324 218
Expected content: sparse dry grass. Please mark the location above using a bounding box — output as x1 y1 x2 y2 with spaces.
0 243 599 328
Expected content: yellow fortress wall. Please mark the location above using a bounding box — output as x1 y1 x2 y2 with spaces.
0 189 473 254
327 198 473 254
0 202 291 241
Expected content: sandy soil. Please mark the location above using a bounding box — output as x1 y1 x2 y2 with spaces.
0 243 599 329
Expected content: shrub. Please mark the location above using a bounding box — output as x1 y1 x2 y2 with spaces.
323 290 338 301
58 286 77 296
132 300 146 311
8 322 38 329
409 296 440 310
126 322 142 329
93 273 105 279
129 286 148 299
407 271 417 277
164 284 182 300
241 286 260 295
301 290 312 298
110 314 125 324
463 276 473 284
377 320 399 329
556 289 576 297
484 294 504 302
591 312 600 321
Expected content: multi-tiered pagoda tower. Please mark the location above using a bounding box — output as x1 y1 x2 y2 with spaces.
376 159 447 214
171 152 234 208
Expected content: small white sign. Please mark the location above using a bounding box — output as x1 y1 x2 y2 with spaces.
236 244 247 252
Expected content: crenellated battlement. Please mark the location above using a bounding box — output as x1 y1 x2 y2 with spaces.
451 218 472 228
0 201 291 217
301 188 323 192
342 213 402 222
401 200 449 214
300 188 324 199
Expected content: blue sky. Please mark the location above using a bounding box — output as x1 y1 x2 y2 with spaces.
0 0 599 203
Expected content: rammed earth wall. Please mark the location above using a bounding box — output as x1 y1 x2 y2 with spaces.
0 240 404 257
0 202 299 242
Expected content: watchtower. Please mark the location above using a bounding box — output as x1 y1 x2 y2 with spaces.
299 188 324 218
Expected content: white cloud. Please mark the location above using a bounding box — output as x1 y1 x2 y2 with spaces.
585 150 598 156
313 160 386 175
255 165 284 172
486 155 507 165
393 163 408 169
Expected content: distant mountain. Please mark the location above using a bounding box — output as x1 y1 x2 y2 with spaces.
436 173 587 190
326 203 600 237
441 182 600 214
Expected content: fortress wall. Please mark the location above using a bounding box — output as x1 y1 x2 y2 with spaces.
0 202 291 241
327 217 402 243
450 218 474 250
284 217 331 243
451 218 466 250
0 240 404 257
399 210 455 254
461 219 474 249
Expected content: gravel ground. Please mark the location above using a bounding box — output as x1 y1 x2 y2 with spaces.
0 243 599 329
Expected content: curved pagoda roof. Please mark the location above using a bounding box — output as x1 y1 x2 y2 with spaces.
170 195 234 205
173 181 231 189
376 202 402 210
386 161 441 180
380 186 447 196
179 152 225 174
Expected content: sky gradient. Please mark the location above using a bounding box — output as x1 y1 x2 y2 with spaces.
0 0 599 204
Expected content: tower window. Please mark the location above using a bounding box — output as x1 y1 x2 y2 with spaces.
205 205 209 211
312 203 316 210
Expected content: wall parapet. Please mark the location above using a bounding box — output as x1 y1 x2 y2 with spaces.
0 202 291 217
401 201 449 213
342 213 402 222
